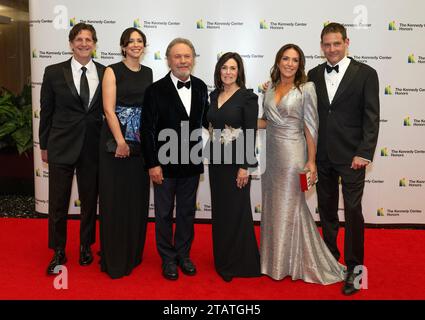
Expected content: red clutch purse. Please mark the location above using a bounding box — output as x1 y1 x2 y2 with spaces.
299 170 317 192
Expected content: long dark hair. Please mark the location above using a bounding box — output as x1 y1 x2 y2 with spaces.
214 52 246 90
270 44 307 90
120 28 147 57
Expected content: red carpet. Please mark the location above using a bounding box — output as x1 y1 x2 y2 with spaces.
0 218 424 300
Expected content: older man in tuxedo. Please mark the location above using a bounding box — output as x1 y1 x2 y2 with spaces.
142 38 209 280
308 22 380 295
39 23 105 275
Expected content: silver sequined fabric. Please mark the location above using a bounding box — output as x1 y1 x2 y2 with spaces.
260 82 345 285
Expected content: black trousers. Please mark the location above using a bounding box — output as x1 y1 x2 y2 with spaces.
316 160 365 271
153 175 200 265
48 151 98 251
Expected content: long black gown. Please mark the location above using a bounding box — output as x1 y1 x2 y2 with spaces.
207 88 261 280
99 62 152 279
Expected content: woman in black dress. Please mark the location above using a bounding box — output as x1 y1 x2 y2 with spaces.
99 28 152 279
207 52 260 282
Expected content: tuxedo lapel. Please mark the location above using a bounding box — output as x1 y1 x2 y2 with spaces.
62 59 81 105
87 62 104 110
165 73 190 120
331 58 359 106
316 63 331 108
188 75 200 122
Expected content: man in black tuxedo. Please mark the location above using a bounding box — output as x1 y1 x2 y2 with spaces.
39 23 105 275
142 38 209 280
308 23 379 295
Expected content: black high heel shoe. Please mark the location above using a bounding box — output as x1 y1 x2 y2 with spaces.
221 274 233 282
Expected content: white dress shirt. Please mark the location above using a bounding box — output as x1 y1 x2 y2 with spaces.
71 57 99 107
324 56 351 104
170 72 192 117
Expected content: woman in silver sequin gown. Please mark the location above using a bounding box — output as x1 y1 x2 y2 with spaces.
259 44 345 284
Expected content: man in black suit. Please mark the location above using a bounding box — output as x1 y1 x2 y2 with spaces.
39 23 105 275
308 23 379 295
142 38 209 280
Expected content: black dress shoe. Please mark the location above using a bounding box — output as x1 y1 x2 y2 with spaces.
46 250 67 275
179 258 197 276
342 271 360 296
79 245 93 266
162 262 178 280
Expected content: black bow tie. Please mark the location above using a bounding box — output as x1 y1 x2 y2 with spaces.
177 80 191 89
326 64 339 73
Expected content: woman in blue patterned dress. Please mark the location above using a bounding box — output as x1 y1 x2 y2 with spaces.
99 28 153 279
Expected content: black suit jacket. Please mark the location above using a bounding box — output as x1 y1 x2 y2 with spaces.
142 72 209 178
307 57 380 164
39 58 105 164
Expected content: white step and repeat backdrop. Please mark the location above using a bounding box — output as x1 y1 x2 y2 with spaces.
30 0 425 224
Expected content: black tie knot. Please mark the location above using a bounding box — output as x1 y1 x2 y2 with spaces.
81 66 87 73
326 64 339 73
177 80 191 89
